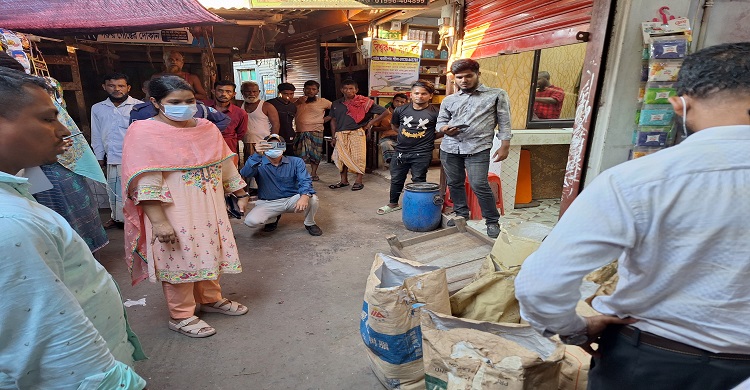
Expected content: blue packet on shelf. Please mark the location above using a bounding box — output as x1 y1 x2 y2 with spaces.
650 37 688 59
634 131 669 147
639 105 675 126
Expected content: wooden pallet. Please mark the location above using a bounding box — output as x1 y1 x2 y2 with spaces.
386 217 493 294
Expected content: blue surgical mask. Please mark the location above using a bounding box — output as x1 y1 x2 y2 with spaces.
161 104 198 121
265 149 283 158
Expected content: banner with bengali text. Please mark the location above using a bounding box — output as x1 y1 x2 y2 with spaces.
368 39 422 97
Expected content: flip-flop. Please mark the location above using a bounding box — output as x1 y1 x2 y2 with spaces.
351 183 364 191
377 205 402 215
311 175 320 181
329 182 349 189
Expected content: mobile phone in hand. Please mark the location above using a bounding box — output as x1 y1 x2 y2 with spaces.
454 124 470 129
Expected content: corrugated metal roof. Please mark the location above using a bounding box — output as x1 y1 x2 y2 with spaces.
0 0 227 35
198 0 252 10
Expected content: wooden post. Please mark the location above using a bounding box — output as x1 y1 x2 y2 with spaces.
46 52 89 137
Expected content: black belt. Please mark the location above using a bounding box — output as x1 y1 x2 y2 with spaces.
619 325 750 361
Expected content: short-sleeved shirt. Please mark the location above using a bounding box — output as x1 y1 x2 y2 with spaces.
295 98 332 132
330 97 386 132
391 104 439 154
268 97 297 142
205 101 249 151
377 110 397 139
533 85 565 119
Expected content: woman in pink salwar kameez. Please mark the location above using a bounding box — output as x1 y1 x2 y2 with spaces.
122 76 251 338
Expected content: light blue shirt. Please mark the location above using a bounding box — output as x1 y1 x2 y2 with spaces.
0 171 146 389
91 96 142 165
516 125 750 354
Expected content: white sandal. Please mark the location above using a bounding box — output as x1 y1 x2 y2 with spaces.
200 298 249 316
168 315 216 338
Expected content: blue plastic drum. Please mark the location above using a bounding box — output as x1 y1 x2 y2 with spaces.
402 182 443 232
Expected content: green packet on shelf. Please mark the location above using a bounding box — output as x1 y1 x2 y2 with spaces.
644 86 677 104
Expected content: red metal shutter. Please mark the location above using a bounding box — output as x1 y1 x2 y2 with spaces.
461 0 593 59
284 38 321 95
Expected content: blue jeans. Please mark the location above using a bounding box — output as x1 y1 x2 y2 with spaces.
440 149 500 224
389 152 431 204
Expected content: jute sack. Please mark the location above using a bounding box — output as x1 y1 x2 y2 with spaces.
449 255 521 323
490 227 544 270
557 301 600 390
421 310 564 390
360 253 451 389
583 261 619 304
558 346 590 390
449 228 543 323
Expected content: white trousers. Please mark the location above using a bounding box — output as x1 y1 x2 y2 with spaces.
106 164 123 222
243 194 319 229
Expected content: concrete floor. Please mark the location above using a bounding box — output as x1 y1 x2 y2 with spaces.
98 161 432 390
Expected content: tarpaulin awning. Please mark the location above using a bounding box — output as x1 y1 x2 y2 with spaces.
0 0 227 35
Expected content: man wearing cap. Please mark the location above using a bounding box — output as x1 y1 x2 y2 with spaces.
239 134 322 236
267 83 297 156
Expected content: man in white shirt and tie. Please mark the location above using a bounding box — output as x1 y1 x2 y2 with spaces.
90 72 142 228
516 42 750 389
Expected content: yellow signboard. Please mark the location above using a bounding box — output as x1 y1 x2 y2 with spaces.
369 39 422 97
249 0 428 9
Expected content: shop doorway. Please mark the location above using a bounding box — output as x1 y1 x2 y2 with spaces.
233 58 282 101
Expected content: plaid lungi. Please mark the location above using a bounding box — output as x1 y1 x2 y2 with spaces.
293 131 324 164
332 128 366 174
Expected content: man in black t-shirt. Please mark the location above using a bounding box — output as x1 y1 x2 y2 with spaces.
377 80 440 214
267 83 297 155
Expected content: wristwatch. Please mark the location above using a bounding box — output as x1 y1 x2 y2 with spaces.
560 326 589 346
304 193 314 198
235 193 250 199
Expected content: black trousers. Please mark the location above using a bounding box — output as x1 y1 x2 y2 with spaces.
588 326 750 390
389 152 431 204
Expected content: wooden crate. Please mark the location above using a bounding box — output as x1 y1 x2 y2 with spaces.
386 217 493 293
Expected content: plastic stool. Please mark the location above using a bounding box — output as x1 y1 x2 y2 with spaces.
443 177 469 209
443 174 504 218
466 185 482 220
488 173 505 216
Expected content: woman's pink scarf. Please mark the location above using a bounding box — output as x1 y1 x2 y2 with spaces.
121 119 234 286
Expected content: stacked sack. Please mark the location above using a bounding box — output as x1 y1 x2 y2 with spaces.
420 227 565 390
361 225 618 389
360 253 452 389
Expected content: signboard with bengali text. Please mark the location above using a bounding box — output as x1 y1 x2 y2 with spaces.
368 39 422 97
91 28 195 45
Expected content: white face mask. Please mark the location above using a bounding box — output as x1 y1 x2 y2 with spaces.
680 96 689 138
161 104 198 121
265 149 283 158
